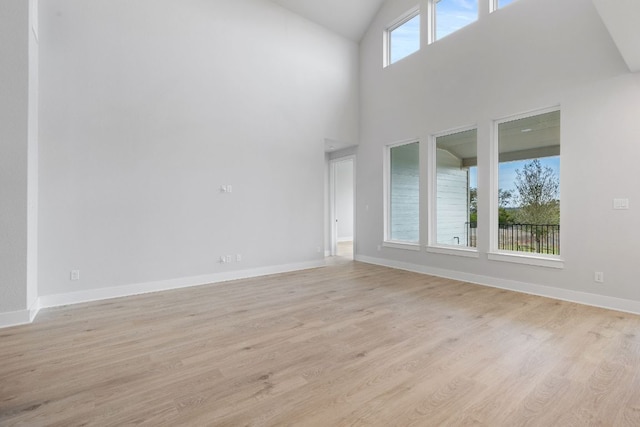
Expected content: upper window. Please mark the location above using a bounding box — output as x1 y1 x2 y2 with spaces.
386 141 420 244
496 109 561 257
433 128 478 249
434 0 478 41
385 10 420 66
496 0 516 9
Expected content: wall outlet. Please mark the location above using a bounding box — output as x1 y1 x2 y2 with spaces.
236 254 242 262
70 270 80 281
219 256 227 264
594 272 604 283
225 255 232 264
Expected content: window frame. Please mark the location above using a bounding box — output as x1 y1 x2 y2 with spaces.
489 106 564 269
491 0 518 13
427 124 480 258
384 7 421 68
384 139 422 250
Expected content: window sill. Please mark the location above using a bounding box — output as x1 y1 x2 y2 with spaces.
488 251 564 269
383 241 421 251
426 246 479 258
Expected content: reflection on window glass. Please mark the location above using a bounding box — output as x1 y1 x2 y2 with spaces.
498 110 561 255
389 14 420 64
435 0 478 41
389 142 420 243
435 129 477 248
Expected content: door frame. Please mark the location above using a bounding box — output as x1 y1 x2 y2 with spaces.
328 155 356 257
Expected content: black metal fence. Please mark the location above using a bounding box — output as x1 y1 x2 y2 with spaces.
465 222 560 255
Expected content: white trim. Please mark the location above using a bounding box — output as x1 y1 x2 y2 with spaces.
37 260 325 310
0 296 42 329
354 255 640 316
383 241 421 251
491 105 562 261
0 309 32 329
488 251 564 269
29 299 41 322
329 155 356 258
426 245 479 258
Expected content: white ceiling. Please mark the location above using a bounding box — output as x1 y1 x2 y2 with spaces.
592 0 640 72
270 0 386 42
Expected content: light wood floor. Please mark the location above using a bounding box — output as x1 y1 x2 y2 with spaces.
2 262 640 426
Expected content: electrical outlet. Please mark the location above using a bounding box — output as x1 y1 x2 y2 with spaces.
236 254 242 262
594 272 604 283
70 270 80 281
226 255 232 264
219 256 227 264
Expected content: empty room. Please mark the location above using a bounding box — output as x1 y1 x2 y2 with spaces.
2 0 640 425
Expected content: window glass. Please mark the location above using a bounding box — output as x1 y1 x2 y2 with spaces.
435 0 478 41
435 129 478 248
389 142 420 243
389 13 420 65
498 0 516 8
497 110 561 255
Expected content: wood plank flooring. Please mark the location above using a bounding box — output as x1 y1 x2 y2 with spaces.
2 261 640 426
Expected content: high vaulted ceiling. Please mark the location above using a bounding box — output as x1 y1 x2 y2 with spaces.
270 0 386 42
592 0 640 72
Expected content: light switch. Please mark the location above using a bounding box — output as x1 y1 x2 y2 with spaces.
613 198 630 210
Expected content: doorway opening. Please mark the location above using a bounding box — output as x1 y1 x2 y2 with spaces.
329 157 355 260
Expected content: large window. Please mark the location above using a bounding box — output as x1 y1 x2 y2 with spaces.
433 128 478 249
495 109 561 257
387 142 420 244
385 10 420 66
433 0 478 41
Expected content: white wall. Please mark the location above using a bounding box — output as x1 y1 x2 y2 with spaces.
335 159 354 241
357 0 640 307
0 0 29 313
37 0 359 298
0 0 38 319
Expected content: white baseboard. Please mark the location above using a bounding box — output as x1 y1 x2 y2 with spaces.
0 260 325 329
337 237 353 243
38 260 326 310
0 309 32 329
355 254 640 316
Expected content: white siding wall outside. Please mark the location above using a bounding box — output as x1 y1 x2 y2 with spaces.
436 150 468 246
389 142 419 242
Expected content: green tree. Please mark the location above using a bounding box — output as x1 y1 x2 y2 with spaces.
498 189 514 225
513 159 560 253
469 187 477 223
514 159 560 225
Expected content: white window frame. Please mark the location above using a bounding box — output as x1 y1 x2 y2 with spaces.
384 139 422 251
384 6 421 68
427 124 480 258
488 106 564 269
